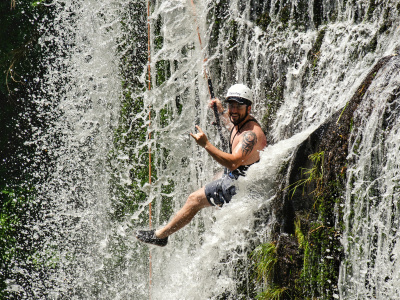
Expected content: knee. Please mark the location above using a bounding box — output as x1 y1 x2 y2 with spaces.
185 192 202 210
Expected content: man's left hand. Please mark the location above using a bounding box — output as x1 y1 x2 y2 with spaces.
190 125 209 148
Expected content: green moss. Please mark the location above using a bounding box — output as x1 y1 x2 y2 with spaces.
284 149 345 299
366 0 376 20
365 20 392 55
256 12 271 31
0 186 37 298
296 221 341 299
207 0 229 51
307 27 326 62
279 5 291 27
215 248 258 299
287 151 324 198
252 242 278 284
367 35 378 53
291 0 310 30
293 175 344 298
154 15 163 51
252 242 290 299
378 20 392 35
262 19 393 300
257 285 289 300
301 27 327 81
313 0 323 28
261 80 285 137
112 1 176 227
110 1 150 225
250 234 306 299
294 218 306 249
156 60 171 87
228 19 238 49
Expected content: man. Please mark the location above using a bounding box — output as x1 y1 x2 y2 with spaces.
136 84 267 247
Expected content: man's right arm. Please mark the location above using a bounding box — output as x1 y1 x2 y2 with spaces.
190 125 242 171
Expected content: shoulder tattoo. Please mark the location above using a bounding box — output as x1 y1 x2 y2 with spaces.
241 131 258 156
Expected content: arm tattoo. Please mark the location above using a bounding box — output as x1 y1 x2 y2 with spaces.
241 131 257 156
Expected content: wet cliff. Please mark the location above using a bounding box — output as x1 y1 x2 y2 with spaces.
263 52 400 299
2 0 400 299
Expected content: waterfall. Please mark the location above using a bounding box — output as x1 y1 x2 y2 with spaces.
5 0 400 299
339 56 400 298
8 0 124 298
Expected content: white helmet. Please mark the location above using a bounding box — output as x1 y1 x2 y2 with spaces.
225 84 253 105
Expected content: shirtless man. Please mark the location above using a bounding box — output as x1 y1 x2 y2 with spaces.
136 84 267 247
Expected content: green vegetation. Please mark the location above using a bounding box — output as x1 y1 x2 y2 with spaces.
110 1 176 227
0 187 26 297
261 80 285 136
251 236 300 299
287 151 324 198
279 5 291 28
307 27 327 73
256 12 271 31
292 0 310 29
252 242 278 285
290 150 343 299
295 212 342 299
112 1 152 224
251 242 290 299
250 148 344 299
366 0 376 20
0 1 55 297
313 0 323 28
257 286 290 300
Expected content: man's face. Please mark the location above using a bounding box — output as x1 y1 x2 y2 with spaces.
227 101 249 125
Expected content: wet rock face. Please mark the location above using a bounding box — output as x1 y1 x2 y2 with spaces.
274 233 303 288
279 55 393 235
268 54 397 297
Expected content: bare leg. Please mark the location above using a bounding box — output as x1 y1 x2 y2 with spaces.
155 187 211 239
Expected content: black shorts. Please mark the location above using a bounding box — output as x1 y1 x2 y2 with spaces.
204 174 237 207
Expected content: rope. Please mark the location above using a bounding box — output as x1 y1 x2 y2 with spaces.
190 0 228 152
147 0 152 299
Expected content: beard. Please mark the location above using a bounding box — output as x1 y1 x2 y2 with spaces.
229 110 248 126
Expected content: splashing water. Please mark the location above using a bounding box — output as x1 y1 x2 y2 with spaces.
7 0 400 299
339 56 400 299
10 0 124 298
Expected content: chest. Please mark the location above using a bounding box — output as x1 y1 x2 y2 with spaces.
229 128 244 153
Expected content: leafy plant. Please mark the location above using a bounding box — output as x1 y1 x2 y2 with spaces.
294 218 306 250
256 285 289 300
286 151 324 198
251 242 278 284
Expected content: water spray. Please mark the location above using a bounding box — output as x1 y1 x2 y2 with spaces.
190 0 228 152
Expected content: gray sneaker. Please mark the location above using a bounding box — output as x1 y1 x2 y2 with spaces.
136 229 168 247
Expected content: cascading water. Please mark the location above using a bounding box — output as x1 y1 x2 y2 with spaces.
6 0 400 299
8 0 124 298
339 56 400 298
